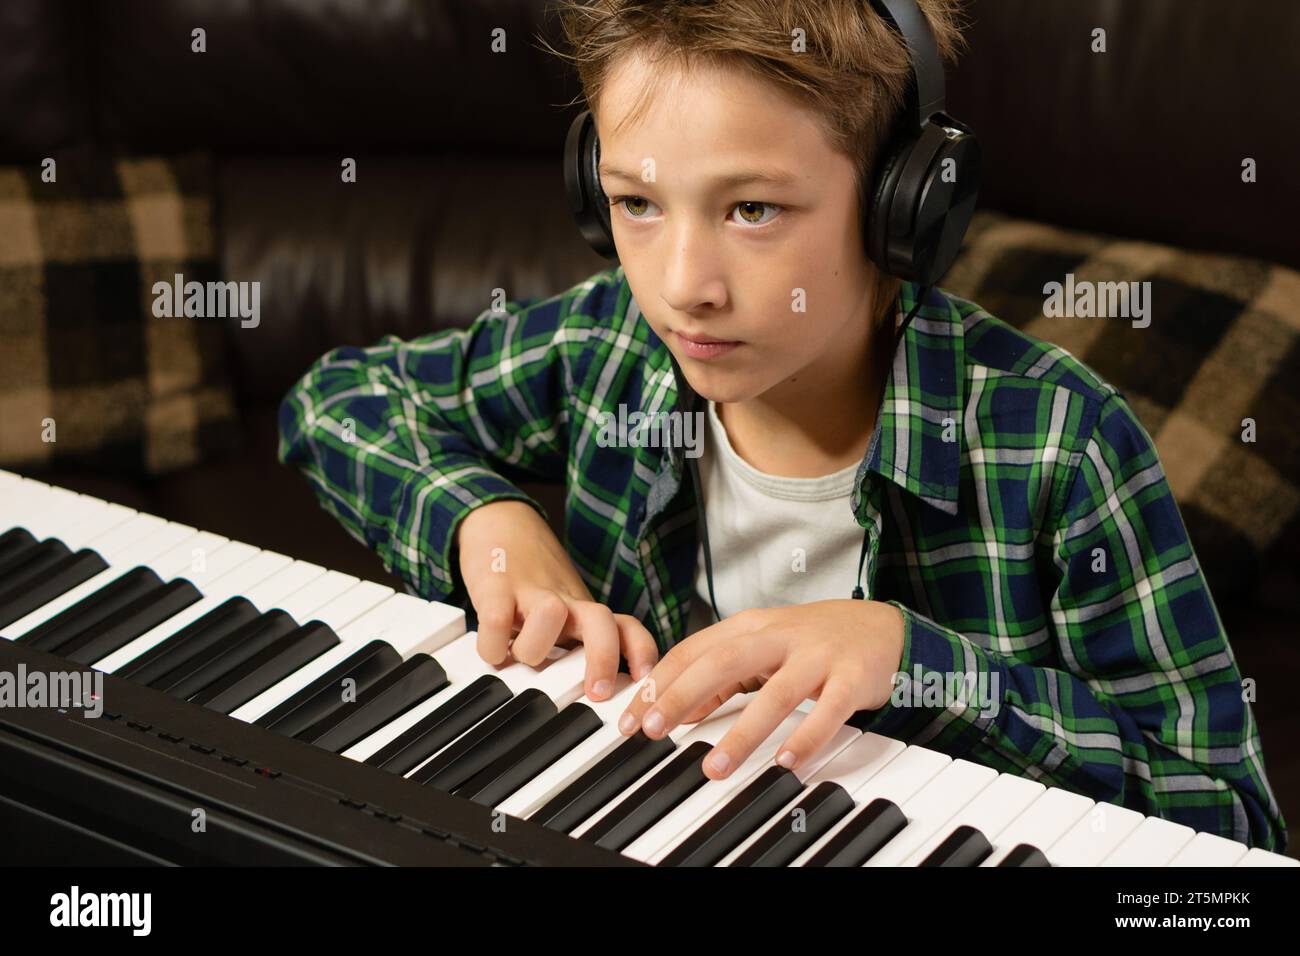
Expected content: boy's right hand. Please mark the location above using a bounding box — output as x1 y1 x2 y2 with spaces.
454 499 659 702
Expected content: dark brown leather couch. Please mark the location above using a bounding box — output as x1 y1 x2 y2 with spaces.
4 0 1298 853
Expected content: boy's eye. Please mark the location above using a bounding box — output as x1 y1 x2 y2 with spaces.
610 196 659 218
731 201 779 226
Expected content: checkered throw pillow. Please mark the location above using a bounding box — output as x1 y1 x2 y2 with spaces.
944 210 1300 614
0 150 239 475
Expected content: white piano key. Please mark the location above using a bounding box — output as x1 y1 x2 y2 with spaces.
228 592 465 723
902 771 1045 866
1101 815 1196 867
0 484 136 548
1 523 214 639
56 501 138 548
716 731 909 867
273 570 364 624
637 720 861 865
93 548 295 673
1235 847 1300 866
6 485 100 538
240 561 328 612
296 580 394 632
863 758 998 866
981 786 1094 866
0 480 55 528
1047 801 1146 866
1167 831 1249 867
84 513 172 557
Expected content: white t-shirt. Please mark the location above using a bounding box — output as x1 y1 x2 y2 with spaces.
684 399 870 637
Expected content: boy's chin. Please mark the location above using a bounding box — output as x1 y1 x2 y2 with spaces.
677 365 767 405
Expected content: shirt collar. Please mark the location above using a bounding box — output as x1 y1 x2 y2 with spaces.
641 278 965 518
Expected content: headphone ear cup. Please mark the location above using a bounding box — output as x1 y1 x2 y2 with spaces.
562 110 618 260
864 137 911 274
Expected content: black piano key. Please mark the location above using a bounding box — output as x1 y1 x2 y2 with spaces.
16 567 164 650
533 731 677 833
153 610 301 700
730 781 857 867
0 538 72 591
458 702 604 807
0 548 108 629
410 688 557 792
918 824 994 867
998 843 1052 867
191 621 341 714
294 654 449 753
0 527 37 563
118 597 262 684
0 530 47 579
582 740 713 852
254 640 401 737
659 765 806 867
803 797 909 867
58 579 203 665
364 674 513 775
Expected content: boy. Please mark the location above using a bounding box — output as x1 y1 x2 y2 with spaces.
278 0 1286 851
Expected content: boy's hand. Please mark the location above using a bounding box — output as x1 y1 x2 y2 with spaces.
616 600 905 780
455 499 659 701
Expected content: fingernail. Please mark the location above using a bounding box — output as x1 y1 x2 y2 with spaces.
643 711 664 736
707 750 731 775
633 663 651 681
618 712 637 734
777 750 797 769
592 679 611 699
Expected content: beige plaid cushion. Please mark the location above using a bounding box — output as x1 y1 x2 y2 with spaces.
944 210 1300 613
0 150 238 475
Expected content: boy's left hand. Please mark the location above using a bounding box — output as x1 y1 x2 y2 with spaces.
616 599 905 780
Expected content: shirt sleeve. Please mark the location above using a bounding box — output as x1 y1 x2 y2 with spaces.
277 293 594 607
857 390 1288 852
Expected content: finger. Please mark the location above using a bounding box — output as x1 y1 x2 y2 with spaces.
472 583 519 666
566 600 622 701
704 665 820 779
508 589 570 666
637 634 784 741
616 613 755 735
768 675 861 774
613 613 659 682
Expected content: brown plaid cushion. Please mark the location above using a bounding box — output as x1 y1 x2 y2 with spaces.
0 149 239 476
944 210 1300 614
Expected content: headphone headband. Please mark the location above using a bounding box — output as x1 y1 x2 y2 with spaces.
870 0 947 127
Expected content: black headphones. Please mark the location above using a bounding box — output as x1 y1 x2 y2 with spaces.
561 0 981 624
562 0 980 286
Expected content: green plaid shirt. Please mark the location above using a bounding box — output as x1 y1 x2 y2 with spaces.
279 266 1286 852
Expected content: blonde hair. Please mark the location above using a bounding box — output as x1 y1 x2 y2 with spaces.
536 0 970 324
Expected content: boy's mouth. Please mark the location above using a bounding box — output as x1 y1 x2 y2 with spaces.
674 330 742 360
674 329 741 345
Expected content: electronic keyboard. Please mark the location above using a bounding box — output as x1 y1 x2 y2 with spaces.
0 469 1293 867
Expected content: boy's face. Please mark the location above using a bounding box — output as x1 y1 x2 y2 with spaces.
596 48 883 404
